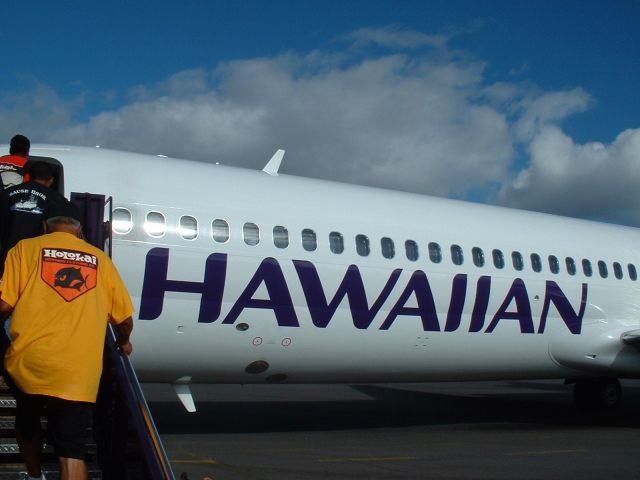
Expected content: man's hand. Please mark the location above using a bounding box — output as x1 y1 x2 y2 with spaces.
118 339 133 356
0 299 13 325
113 316 133 356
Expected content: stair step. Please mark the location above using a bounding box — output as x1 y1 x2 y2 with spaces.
0 331 166 478
0 469 103 480
0 445 19 455
0 443 54 454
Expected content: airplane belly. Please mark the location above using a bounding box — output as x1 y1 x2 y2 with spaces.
130 309 571 383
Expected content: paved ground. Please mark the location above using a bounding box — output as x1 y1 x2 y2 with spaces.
143 380 640 480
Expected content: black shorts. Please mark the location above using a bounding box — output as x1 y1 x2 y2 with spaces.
10 381 92 460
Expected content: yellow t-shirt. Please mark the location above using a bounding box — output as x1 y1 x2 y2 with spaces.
0 231 134 402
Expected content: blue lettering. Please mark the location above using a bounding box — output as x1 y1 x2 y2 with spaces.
294 260 401 329
485 278 534 333
139 248 226 323
469 276 491 332
138 249 587 336
444 274 468 332
223 257 298 327
538 281 587 334
380 270 440 331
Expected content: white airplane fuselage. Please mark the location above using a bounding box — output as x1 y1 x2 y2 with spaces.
11 146 640 386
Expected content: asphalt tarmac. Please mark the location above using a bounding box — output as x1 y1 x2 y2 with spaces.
143 380 640 480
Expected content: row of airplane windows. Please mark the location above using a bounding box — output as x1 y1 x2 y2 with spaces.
112 208 638 281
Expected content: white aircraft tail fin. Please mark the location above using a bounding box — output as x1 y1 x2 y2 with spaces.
262 149 285 176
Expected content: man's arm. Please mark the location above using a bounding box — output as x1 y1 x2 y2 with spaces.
113 316 133 356
0 299 13 326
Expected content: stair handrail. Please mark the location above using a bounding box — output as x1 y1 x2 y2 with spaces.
105 326 175 480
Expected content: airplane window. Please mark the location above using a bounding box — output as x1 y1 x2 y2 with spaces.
302 229 317 252
243 222 260 246
451 245 464 266
273 226 289 249
144 211 165 237
381 237 395 259
112 208 132 235
428 242 442 263
356 234 370 257
492 249 505 269
582 259 593 277
530 253 542 273
511 251 524 271
598 260 608 278
472 247 484 267
179 215 198 240
613 262 623 280
548 255 559 274
629 264 638 281
212 219 230 243
405 240 419 261
565 257 576 276
330 232 344 254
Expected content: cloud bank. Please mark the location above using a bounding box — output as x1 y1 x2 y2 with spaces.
1 27 639 225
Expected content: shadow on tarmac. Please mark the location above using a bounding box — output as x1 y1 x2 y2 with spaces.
149 381 640 435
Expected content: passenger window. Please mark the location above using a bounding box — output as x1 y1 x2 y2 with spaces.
598 260 608 278
428 242 442 263
548 255 559 274
330 231 344 254
451 245 464 266
582 259 593 277
405 240 419 261
613 262 623 280
492 249 505 269
273 226 289 249
472 247 484 267
511 251 524 271
144 211 165 237
356 234 370 257
212 219 230 243
112 208 132 235
302 229 317 252
179 215 198 240
530 253 542 273
629 264 638 281
565 257 576 276
243 222 260 246
381 237 395 259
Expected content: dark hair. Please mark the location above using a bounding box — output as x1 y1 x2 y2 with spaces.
9 134 30 156
28 162 54 181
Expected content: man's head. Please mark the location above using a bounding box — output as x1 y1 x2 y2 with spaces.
44 200 83 237
28 162 55 188
9 134 30 157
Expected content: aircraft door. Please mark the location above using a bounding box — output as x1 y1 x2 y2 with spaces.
70 192 113 254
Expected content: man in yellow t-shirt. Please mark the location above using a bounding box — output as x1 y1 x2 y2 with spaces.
0 200 134 480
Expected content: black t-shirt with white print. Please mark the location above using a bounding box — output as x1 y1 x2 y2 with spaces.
1 181 65 251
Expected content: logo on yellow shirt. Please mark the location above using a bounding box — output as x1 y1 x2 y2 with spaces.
41 248 98 301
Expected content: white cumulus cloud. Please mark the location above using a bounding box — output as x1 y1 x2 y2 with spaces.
1 26 638 226
498 127 640 224
48 51 515 198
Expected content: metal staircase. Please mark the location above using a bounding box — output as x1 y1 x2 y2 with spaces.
0 378 81 479
0 193 175 479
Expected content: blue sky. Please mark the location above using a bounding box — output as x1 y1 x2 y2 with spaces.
1 1 639 224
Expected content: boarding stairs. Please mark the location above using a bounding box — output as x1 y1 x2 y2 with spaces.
0 193 174 479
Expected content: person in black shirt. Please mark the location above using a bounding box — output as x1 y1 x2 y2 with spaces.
0 161 62 383
0 162 64 276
